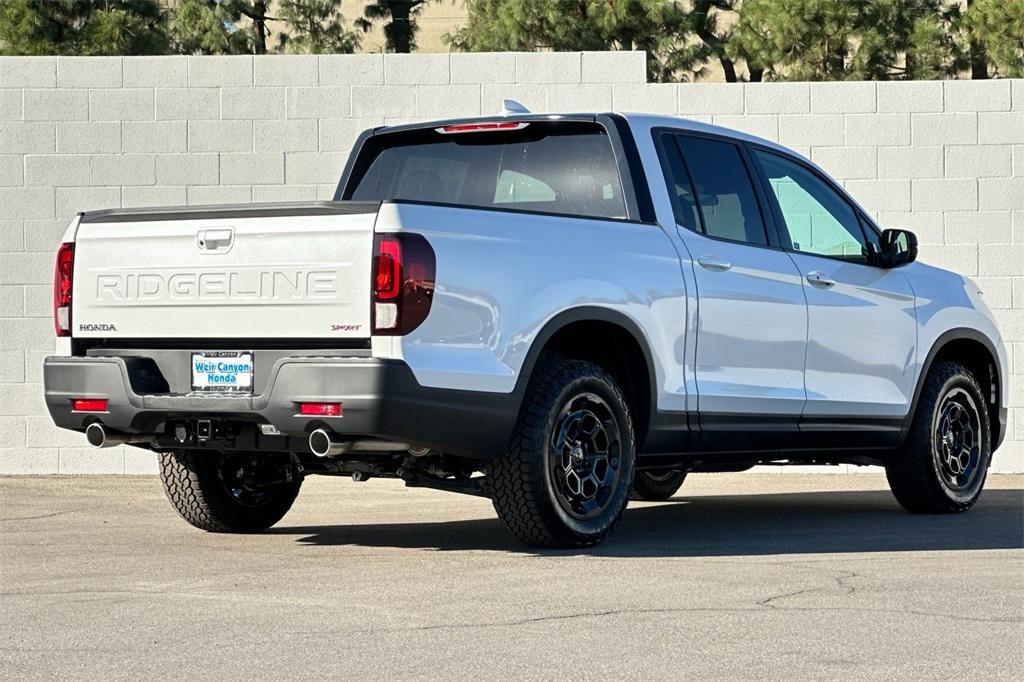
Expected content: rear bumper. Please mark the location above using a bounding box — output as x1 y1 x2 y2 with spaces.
43 355 517 460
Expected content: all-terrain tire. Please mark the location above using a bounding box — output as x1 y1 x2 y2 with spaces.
490 357 636 548
159 451 301 532
885 361 991 514
631 470 687 501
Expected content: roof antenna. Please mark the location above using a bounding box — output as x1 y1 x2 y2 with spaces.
500 99 530 115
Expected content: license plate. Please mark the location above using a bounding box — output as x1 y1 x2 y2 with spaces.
191 351 253 393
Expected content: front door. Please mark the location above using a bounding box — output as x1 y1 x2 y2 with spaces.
751 149 917 444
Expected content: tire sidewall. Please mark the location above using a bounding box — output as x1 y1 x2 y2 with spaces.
927 373 991 505
539 374 635 539
160 450 301 533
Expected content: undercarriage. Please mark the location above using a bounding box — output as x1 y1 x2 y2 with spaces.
108 415 889 504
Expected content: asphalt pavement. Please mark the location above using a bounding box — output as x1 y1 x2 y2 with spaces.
2 472 1022 680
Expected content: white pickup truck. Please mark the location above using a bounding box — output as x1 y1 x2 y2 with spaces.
44 106 1009 548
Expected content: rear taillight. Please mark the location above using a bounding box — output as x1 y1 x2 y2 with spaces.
53 242 74 337
371 233 435 335
374 238 401 300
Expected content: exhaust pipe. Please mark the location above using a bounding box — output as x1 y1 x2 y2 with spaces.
309 428 347 458
308 429 411 458
85 423 152 449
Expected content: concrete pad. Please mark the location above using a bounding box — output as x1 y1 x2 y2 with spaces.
0 473 1021 679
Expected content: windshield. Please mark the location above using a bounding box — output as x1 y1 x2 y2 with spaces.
346 122 627 220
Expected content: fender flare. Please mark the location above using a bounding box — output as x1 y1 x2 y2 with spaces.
510 306 661 433
901 327 1004 448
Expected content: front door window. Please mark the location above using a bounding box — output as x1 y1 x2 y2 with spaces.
755 150 869 262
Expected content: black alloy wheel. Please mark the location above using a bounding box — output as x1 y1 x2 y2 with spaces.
548 393 623 520
932 387 983 492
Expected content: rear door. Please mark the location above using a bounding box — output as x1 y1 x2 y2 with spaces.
71 203 378 340
750 148 916 440
660 132 808 446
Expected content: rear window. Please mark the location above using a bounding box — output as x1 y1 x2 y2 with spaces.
346 122 627 220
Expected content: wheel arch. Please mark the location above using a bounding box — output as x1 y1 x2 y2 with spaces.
905 328 1005 451
512 307 659 452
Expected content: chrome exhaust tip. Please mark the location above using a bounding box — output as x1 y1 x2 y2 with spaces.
308 429 412 458
85 422 107 447
85 423 151 448
86 422 127 448
309 428 347 458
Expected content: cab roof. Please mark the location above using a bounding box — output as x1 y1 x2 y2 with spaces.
373 110 795 159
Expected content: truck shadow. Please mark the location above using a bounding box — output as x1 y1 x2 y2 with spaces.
273 488 1024 557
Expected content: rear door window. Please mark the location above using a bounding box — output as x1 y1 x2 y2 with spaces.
674 135 769 247
348 122 627 220
657 134 702 233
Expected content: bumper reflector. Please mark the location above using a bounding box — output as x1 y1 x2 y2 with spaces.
300 402 342 417
72 399 108 412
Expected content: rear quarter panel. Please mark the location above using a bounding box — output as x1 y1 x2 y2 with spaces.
373 202 689 413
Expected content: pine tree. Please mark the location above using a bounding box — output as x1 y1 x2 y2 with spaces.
689 1 760 82
356 1 429 54
170 0 280 55
170 0 253 55
237 1 272 54
449 0 715 82
277 0 360 54
964 0 1024 77
0 0 169 56
729 0 968 80
174 0 361 56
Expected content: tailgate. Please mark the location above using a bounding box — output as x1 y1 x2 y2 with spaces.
71 202 379 340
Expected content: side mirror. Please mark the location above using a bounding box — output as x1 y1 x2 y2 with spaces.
876 228 918 268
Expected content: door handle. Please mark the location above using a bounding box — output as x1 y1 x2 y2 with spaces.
697 255 732 272
197 228 234 253
805 271 836 287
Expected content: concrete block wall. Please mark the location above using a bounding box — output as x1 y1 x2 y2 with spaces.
0 52 1021 474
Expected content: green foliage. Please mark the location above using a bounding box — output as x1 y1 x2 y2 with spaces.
277 0 360 54
729 0 968 80
356 1 428 54
1 0 1021 80
450 0 661 52
450 0 721 81
451 0 1019 82
688 1 758 81
965 0 1024 76
904 6 967 80
170 0 291 55
169 0 252 55
0 0 54 55
172 0 363 56
0 0 169 56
